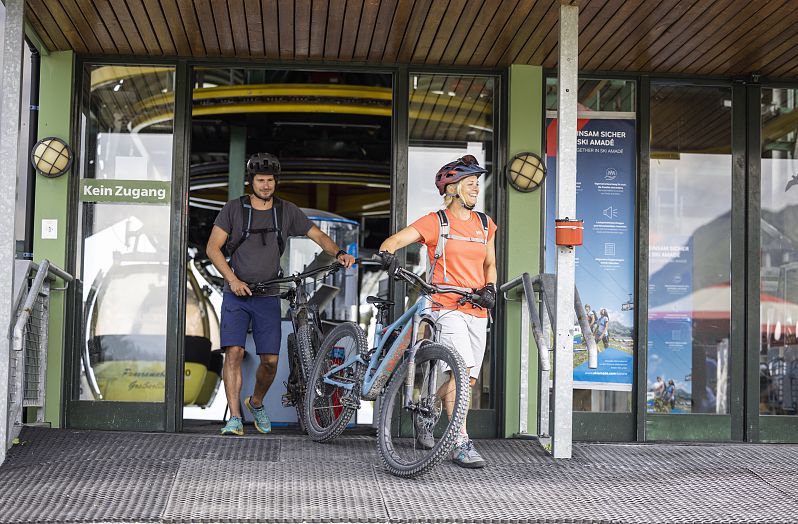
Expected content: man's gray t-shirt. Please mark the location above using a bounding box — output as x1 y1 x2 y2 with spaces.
214 197 314 286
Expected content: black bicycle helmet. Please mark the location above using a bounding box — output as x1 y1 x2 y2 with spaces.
246 152 281 179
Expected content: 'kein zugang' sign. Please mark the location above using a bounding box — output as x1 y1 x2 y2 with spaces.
80 179 171 205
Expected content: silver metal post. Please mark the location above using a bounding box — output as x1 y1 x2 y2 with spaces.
519 295 530 435
553 2 578 459
0 0 26 465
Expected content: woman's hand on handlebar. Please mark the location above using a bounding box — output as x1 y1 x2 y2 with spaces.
229 278 252 297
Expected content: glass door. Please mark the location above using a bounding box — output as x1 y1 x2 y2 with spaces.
406 73 499 437
545 78 638 441
66 64 178 431
757 86 798 442
645 83 736 440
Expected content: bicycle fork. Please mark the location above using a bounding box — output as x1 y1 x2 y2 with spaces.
402 312 438 412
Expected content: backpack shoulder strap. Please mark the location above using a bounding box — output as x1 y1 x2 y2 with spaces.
273 197 285 256
475 211 489 241
227 196 253 258
427 210 449 284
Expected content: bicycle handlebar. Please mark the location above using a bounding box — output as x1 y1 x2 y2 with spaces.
258 261 345 287
394 267 482 307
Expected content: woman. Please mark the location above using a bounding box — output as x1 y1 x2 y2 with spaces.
377 155 497 469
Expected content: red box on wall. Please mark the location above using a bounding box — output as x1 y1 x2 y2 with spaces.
555 219 584 247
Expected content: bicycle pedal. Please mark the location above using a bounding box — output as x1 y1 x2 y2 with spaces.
341 394 361 409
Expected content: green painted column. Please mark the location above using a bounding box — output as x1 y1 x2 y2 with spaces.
228 125 246 199
32 51 73 427
504 64 543 438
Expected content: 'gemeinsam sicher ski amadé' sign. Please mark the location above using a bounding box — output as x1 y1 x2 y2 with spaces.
80 179 171 205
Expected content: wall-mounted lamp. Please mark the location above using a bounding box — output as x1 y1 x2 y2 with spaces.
505 151 546 192
31 136 73 178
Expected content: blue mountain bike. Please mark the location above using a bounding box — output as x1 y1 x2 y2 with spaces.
304 266 480 477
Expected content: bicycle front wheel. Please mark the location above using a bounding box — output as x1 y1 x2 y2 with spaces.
304 322 367 442
377 343 469 478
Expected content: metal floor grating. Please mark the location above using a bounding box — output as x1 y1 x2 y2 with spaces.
1 427 796 524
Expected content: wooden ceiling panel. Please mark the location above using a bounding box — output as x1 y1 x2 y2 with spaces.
176 0 210 56
162 0 195 56
367 0 398 61
352 0 381 60
25 1 64 51
294 0 312 59
261 0 280 59
228 0 251 57
308 0 329 58
677 0 787 75
469 0 522 66
125 0 163 55
323 0 346 60
243 0 265 56
140 0 176 55
210 0 236 57
338 0 364 61
23 0 798 80
703 3 798 76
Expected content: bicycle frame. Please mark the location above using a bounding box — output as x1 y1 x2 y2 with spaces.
322 294 438 404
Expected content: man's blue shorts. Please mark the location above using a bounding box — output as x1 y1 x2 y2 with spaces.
220 292 281 355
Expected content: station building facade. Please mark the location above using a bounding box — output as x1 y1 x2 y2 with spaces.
6 1 798 444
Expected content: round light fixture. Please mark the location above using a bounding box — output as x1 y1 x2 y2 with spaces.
506 152 546 192
31 136 73 178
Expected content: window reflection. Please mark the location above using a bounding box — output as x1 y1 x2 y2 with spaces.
647 85 732 414
760 87 798 416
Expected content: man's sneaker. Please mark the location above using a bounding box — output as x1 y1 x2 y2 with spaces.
414 413 435 450
451 440 486 469
220 416 244 436
245 396 272 434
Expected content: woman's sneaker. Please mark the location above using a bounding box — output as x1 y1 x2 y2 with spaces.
414 413 435 450
220 416 244 436
245 396 272 434
451 440 486 468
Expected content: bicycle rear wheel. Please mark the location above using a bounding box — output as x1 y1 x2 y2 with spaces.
304 322 367 442
377 343 469 478
285 333 306 432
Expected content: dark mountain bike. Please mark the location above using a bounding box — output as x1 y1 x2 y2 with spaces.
304 265 480 477
252 261 343 432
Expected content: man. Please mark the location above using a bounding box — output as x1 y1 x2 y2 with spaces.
585 304 598 336
206 152 355 436
595 308 610 350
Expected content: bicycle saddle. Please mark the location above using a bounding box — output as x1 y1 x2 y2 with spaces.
367 296 394 307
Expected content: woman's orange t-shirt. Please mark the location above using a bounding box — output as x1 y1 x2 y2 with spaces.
410 209 497 318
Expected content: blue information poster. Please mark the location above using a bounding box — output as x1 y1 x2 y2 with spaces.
545 117 636 391
646 236 694 413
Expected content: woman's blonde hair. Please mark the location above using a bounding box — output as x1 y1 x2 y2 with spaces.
443 179 466 208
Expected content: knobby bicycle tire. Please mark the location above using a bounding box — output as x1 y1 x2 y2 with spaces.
285 333 307 432
376 343 469 478
304 322 367 442
296 323 317 382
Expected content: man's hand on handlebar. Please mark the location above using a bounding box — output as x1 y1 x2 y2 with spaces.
229 278 252 297
336 252 356 268
375 250 398 276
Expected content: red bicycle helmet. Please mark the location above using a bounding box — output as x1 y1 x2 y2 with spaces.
434 155 488 195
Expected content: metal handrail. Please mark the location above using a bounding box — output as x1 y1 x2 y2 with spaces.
11 260 72 354
501 272 598 453
5 259 73 454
